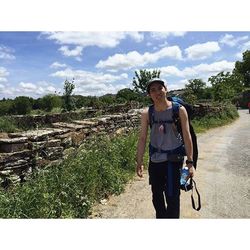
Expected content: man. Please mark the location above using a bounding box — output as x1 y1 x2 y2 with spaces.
136 78 195 218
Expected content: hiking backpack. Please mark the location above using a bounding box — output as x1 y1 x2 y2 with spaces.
148 97 201 211
148 96 198 169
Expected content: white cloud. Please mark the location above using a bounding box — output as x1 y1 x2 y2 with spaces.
96 46 183 70
51 68 129 96
43 31 144 48
59 46 83 61
42 32 144 60
219 34 248 47
189 60 235 75
185 41 221 60
234 40 250 60
0 77 7 83
19 82 37 90
0 67 9 83
160 66 183 77
1 81 61 98
242 40 250 51
150 32 187 40
0 45 15 60
155 60 235 80
50 62 67 69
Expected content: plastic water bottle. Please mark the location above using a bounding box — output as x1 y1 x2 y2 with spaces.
180 166 189 186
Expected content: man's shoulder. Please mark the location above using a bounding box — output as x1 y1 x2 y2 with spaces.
142 106 151 114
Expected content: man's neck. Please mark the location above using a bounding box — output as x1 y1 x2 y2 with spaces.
154 98 172 111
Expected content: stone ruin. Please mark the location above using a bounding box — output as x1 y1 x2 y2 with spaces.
0 109 142 186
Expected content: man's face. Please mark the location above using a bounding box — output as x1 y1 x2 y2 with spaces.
148 82 167 101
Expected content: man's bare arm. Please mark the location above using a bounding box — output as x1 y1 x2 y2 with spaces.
136 108 149 177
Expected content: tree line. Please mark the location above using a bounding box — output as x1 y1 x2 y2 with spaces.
0 50 249 116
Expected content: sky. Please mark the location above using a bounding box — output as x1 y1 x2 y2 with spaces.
0 31 250 100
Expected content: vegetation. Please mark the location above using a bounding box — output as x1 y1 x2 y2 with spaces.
0 117 17 133
234 50 250 88
62 79 76 111
192 103 239 133
0 131 141 218
132 69 161 94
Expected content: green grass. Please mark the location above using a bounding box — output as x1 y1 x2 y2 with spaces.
0 131 140 218
192 104 239 133
0 117 17 133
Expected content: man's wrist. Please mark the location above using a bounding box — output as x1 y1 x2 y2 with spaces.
186 159 193 165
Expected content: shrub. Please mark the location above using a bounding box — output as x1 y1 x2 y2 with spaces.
0 131 139 218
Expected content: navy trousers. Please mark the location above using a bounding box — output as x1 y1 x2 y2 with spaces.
148 160 182 219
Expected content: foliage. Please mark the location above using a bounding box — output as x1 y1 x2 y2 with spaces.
0 99 13 116
208 71 244 102
99 94 116 107
132 69 161 94
179 88 197 105
0 131 140 218
0 117 17 132
10 96 33 115
192 103 239 133
185 79 207 100
37 94 62 112
62 79 75 111
234 50 250 88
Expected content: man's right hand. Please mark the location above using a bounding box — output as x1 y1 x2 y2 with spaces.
136 164 144 178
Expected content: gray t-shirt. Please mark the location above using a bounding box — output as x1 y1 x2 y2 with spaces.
149 105 183 163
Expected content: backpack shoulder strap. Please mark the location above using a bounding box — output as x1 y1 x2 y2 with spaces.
172 101 181 121
148 104 154 129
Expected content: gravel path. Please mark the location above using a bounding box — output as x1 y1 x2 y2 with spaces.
90 109 250 219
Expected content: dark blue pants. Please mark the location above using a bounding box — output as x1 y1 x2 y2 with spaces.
148 160 182 218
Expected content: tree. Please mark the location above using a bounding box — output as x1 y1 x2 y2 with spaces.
132 69 161 94
38 94 62 112
234 50 250 88
62 79 75 111
116 88 139 102
208 71 243 102
185 79 207 100
11 96 33 115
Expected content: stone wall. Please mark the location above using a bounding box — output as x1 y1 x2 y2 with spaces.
0 109 142 186
0 103 221 186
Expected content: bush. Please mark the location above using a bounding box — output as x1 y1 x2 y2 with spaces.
192 103 239 133
0 117 17 132
11 96 33 115
0 131 139 218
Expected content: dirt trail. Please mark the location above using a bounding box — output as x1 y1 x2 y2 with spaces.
90 110 250 219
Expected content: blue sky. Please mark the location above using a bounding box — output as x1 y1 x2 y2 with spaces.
0 31 250 99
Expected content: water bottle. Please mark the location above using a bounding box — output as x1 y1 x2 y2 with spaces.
180 166 189 186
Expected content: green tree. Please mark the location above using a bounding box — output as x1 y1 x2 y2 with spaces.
63 79 75 111
234 50 250 88
132 69 161 94
181 89 197 105
99 94 115 107
0 99 13 116
208 72 243 102
185 79 207 100
11 96 33 115
116 88 140 102
39 94 62 112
